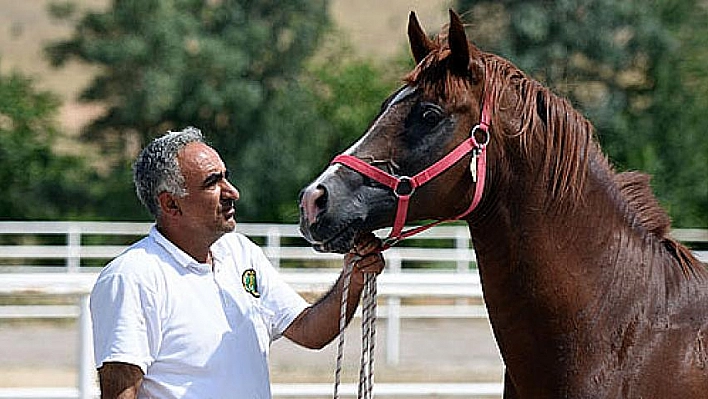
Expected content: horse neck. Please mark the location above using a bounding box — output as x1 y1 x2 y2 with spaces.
468 145 671 340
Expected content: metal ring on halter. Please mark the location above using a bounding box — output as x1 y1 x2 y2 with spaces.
470 124 491 147
393 176 415 197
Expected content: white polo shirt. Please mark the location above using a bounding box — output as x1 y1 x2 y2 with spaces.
90 226 309 399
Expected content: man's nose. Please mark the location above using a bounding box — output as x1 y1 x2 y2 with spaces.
222 180 240 200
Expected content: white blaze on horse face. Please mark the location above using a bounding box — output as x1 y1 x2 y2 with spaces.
344 85 417 155
327 85 419 174
307 86 418 192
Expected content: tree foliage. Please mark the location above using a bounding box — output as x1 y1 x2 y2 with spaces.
47 0 330 147
0 68 93 219
46 0 331 221
45 0 399 222
456 0 708 227
236 38 400 222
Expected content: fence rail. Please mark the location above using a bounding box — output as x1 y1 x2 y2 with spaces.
1 222 705 270
1 221 706 399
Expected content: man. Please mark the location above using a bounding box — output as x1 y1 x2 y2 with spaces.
90 127 385 399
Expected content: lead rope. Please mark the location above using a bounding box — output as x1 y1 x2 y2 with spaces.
334 255 377 399
333 257 353 399
359 272 377 399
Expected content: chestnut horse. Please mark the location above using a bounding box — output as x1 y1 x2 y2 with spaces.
299 10 708 399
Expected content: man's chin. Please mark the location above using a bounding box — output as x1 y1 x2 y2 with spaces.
222 217 237 233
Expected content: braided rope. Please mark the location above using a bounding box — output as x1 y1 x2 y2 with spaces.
333 258 354 399
333 256 377 399
359 273 377 399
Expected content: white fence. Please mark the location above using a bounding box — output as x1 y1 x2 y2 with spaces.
0 221 704 272
0 221 706 399
0 221 494 399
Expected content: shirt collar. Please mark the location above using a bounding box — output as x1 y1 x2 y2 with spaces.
150 225 213 274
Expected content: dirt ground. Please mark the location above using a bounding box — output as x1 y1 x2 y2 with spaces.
0 318 504 392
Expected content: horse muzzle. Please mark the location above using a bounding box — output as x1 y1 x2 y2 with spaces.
299 168 385 253
298 181 350 253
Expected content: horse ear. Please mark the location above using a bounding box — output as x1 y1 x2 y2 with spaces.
448 9 483 81
448 10 470 73
408 11 434 64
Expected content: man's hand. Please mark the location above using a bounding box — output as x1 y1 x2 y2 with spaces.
284 232 385 349
98 362 143 399
345 233 385 287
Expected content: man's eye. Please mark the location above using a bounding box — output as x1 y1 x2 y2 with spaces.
203 172 225 188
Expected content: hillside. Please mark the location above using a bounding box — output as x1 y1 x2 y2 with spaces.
0 0 451 139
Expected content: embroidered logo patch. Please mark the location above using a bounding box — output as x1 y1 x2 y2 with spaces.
242 269 261 298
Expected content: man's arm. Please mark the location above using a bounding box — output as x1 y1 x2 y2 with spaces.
97 362 144 399
284 234 385 349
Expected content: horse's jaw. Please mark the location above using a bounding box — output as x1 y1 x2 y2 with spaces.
299 214 365 254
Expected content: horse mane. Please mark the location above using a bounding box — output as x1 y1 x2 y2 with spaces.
486 56 595 206
404 29 701 273
615 171 701 275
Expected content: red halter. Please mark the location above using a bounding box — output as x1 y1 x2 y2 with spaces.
331 90 492 249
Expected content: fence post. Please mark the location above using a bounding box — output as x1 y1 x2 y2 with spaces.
78 294 96 399
386 252 402 365
267 226 281 269
455 228 470 307
455 228 469 273
68 223 82 272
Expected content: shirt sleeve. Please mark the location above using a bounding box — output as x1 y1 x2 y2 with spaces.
90 269 156 373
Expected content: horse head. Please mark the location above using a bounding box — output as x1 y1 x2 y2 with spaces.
299 10 507 253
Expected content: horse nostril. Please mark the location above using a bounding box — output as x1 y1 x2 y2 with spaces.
314 185 328 212
301 185 328 225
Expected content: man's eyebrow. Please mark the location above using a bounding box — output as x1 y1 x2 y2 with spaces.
202 170 230 187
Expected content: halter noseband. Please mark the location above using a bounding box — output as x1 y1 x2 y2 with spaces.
331 90 492 250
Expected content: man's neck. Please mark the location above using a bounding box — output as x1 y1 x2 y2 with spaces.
156 222 219 264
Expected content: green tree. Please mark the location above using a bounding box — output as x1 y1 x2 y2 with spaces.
46 0 331 221
240 38 401 222
0 68 93 219
456 0 708 227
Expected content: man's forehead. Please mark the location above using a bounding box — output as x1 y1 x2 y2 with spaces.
179 142 225 174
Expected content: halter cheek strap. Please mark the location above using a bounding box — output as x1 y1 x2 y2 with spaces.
331 91 492 250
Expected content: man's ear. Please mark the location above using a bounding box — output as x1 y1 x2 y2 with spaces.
158 192 181 216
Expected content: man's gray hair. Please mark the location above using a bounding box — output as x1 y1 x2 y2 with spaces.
133 127 206 217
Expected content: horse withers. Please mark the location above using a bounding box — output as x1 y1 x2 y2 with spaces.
299 10 708 399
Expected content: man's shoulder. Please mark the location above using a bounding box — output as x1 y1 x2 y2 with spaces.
100 235 165 276
218 231 259 252
215 232 272 270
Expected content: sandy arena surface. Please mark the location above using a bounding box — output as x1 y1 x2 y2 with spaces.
1 318 504 391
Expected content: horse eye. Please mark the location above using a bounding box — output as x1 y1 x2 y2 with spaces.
421 106 443 126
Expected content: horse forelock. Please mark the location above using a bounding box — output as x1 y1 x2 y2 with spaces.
404 56 468 106
403 31 472 105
